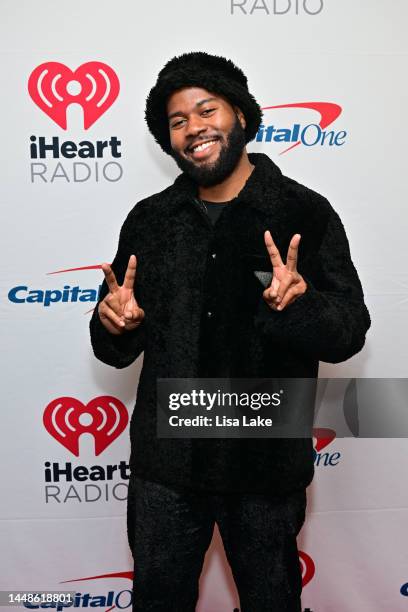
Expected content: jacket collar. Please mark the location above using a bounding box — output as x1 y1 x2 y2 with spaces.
170 152 283 214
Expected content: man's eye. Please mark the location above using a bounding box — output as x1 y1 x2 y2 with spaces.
202 108 215 115
171 119 185 128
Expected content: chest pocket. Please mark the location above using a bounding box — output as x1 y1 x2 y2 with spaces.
241 253 273 288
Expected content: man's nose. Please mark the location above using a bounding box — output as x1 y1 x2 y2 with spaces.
185 114 208 137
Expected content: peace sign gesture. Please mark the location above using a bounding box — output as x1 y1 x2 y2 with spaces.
98 254 145 335
263 231 307 311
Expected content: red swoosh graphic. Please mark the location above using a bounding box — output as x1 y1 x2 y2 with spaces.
45 263 108 315
47 264 107 275
313 427 336 452
261 102 342 154
61 571 133 582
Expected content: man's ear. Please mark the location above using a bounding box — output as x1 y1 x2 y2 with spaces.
234 106 246 130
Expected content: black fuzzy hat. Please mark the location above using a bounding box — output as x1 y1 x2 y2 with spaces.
145 51 263 155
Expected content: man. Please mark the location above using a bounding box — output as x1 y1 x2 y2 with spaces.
90 52 370 611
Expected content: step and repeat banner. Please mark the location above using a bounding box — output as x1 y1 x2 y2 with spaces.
1 1 407 611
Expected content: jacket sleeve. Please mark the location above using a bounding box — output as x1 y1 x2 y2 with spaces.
254 208 371 363
89 209 146 369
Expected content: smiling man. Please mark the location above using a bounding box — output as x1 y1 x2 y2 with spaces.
168 87 250 190
90 52 370 611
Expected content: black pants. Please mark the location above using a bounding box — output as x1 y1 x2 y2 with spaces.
127 476 306 612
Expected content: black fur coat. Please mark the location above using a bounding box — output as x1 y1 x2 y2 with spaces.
90 152 370 495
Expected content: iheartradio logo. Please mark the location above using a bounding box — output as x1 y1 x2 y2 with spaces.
28 61 120 130
43 396 128 456
299 551 315 587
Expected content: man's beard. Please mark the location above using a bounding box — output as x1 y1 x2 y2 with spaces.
170 115 246 187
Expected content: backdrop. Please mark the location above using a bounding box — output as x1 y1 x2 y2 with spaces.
1 1 407 610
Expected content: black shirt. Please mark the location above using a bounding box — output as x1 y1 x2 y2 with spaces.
201 199 230 225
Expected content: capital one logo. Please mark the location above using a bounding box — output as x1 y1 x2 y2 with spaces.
22 570 134 611
312 427 341 467
28 61 120 129
43 396 128 456
258 102 346 154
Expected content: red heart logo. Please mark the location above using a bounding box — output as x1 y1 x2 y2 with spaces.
43 396 128 456
299 550 315 587
28 61 120 129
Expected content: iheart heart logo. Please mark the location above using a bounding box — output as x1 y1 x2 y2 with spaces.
28 61 120 129
43 396 128 456
299 551 315 587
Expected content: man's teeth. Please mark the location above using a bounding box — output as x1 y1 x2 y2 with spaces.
192 140 217 153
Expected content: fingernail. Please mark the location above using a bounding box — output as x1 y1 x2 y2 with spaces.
119 321 125 326
277 305 282 311
276 297 281 303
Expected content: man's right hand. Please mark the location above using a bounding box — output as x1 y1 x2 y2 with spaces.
98 254 145 335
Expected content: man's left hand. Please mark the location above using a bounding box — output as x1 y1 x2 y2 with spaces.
263 231 307 311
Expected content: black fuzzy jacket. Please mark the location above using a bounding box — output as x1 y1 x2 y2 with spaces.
90 152 370 496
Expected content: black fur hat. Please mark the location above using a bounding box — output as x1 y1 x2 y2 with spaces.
145 51 263 155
